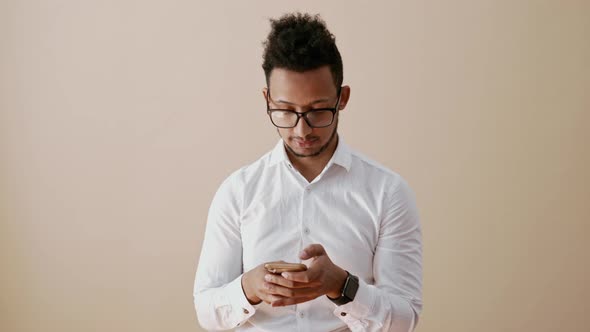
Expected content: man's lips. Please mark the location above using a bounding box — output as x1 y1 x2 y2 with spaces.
293 138 318 148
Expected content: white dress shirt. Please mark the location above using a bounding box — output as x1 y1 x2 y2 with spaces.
193 137 423 332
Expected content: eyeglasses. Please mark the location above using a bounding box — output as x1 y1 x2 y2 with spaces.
266 87 342 128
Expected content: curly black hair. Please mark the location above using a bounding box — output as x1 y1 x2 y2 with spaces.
262 13 343 89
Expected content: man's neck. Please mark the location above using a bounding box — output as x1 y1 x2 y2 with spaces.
286 135 339 183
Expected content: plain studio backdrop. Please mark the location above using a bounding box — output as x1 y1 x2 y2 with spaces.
1 1 588 331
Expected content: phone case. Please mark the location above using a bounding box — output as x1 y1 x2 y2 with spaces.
264 263 307 273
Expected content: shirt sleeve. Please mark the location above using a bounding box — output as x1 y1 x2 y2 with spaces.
193 174 258 330
333 176 423 332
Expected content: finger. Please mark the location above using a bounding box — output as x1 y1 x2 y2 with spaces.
280 268 320 283
263 281 302 298
259 293 285 304
264 274 320 289
299 244 326 260
271 295 318 307
263 281 322 299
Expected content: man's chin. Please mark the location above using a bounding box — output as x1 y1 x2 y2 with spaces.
286 143 323 158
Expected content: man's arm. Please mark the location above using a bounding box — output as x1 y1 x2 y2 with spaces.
333 176 423 332
193 176 256 330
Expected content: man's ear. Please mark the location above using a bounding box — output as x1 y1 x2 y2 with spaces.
262 87 268 101
338 85 351 110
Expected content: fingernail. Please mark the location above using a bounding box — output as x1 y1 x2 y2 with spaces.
264 274 271 281
281 272 289 278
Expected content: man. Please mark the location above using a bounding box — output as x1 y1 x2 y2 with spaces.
194 13 423 332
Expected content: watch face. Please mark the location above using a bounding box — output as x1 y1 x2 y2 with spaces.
344 275 359 300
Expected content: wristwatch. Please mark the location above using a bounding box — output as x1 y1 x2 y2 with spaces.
328 271 359 306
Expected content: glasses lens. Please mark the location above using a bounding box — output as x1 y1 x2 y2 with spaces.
306 111 334 127
270 110 298 127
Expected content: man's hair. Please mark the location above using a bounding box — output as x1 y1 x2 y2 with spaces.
262 13 343 89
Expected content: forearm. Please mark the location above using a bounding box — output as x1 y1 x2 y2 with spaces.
194 274 256 331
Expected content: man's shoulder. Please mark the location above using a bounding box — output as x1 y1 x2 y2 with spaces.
347 147 417 204
347 146 403 185
219 148 275 188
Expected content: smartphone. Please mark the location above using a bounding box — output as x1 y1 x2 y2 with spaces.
264 263 307 274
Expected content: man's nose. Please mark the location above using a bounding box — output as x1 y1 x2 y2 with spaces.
294 115 313 137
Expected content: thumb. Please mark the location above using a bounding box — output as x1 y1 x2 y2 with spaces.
299 244 326 260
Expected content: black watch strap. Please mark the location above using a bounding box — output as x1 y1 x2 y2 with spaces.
329 271 359 306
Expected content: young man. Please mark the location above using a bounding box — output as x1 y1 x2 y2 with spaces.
194 13 423 332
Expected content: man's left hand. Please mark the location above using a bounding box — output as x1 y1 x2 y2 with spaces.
265 243 348 307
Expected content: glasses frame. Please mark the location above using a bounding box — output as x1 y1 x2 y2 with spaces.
266 87 342 128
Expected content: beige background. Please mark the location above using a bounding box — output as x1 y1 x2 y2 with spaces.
1 1 589 331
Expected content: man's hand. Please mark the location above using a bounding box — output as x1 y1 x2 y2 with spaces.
264 244 348 307
241 261 292 305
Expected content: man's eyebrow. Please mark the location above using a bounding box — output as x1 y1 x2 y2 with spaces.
275 98 331 106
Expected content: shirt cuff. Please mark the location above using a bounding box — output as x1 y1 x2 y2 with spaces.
225 274 257 328
332 279 418 332
332 278 373 326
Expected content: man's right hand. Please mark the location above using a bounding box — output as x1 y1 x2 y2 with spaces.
241 261 290 305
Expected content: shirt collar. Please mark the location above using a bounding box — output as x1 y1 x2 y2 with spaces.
268 136 352 172
269 139 290 167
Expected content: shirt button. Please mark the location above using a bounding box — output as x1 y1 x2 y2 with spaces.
298 312 304 318
340 312 347 316
243 308 249 314
303 227 310 235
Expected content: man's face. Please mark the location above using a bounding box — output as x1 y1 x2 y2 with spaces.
264 66 349 158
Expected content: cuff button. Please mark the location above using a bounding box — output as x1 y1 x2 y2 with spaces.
243 308 250 314
340 312 347 316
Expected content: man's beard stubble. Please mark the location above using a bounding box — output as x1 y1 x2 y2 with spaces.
280 117 339 158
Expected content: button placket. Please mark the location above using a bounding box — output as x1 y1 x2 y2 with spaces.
301 186 312 238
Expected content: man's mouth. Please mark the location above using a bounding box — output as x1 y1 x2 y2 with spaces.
293 138 318 148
